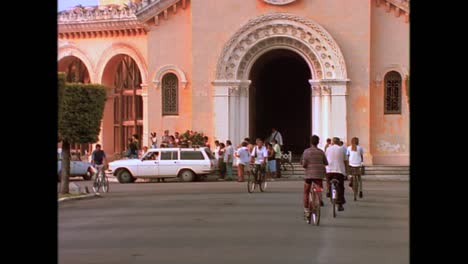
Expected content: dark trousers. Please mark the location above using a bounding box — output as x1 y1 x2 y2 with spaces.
275 158 281 178
326 173 346 205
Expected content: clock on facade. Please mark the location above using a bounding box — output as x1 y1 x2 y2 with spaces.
263 0 297 5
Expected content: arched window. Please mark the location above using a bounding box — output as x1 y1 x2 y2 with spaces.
384 71 402 114
65 57 90 83
162 73 178 115
113 55 143 153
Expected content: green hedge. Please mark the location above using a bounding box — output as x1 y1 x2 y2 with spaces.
58 82 107 144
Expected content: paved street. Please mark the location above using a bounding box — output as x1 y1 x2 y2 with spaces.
59 180 409 264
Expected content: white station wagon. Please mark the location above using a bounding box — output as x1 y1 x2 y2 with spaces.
107 147 216 183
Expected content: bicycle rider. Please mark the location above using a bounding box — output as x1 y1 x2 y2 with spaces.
250 138 268 179
91 144 108 178
301 135 328 216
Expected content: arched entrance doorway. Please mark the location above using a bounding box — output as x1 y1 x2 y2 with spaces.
101 54 143 154
213 13 349 152
249 49 311 154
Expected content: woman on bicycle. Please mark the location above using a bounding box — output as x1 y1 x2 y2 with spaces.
347 137 364 198
301 135 328 216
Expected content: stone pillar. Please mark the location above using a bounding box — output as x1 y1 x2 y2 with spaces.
321 85 332 142
310 80 322 147
238 82 251 145
229 87 240 145
329 83 348 143
141 83 149 148
212 80 250 146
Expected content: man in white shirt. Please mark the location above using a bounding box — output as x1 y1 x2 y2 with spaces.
325 137 347 211
250 138 268 166
269 128 283 148
235 141 251 182
224 140 235 181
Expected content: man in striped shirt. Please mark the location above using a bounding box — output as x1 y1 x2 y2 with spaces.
301 135 328 216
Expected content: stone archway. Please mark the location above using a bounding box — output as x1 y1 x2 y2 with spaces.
213 13 349 147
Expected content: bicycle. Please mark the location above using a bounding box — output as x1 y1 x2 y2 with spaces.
280 151 294 176
247 163 267 193
92 164 109 193
305 181 322 225
329 178 339 218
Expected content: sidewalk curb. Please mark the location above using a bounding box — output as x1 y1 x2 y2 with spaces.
58 193 102 203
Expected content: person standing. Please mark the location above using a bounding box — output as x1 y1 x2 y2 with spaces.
324 138 332 153
347 137 364 198
272 139 282 178
269 128 283 148
150 132 158 148
235 141 250 182
224 140 234 181
325 137 347 211
301 135 328 216
266 142 277 181
218 142 226 180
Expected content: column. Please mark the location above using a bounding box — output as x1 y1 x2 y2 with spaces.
229 87 240 145
238 81 251 145
321 85 332 141
329 84 348 143
140 83 149 148
212 80 233 143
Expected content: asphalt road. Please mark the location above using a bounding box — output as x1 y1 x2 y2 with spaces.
59 180 409 264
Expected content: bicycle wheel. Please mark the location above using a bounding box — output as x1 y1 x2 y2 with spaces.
282 161 294 177
353 175 359 201
312 190 321 226
331 184 337 218
101 173 109 193
307 192 313 224
259 171 267 192
247 170 256 193
92 174 100 193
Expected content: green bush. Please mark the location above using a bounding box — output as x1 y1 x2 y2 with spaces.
58 83 107 144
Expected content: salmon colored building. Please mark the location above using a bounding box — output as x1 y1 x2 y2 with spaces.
58 0 409 165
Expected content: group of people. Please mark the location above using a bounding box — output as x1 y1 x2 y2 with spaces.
301 135 364 215
123 130 212 159
213 130 284 182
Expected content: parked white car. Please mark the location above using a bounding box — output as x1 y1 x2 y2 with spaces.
107 147 216 183
57 149 93 181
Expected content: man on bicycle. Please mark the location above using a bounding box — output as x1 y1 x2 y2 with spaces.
325 137 347 211
250 138 268 179
301 135 328 216
91 144 107 177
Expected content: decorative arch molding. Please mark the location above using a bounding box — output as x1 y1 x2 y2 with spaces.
152 64 188 89
215 12 348 80
96 42 148 85
58 44 96 82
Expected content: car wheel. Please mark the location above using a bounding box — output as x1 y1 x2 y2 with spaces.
82 169 93 181
117 170 135 184
179 170 195 182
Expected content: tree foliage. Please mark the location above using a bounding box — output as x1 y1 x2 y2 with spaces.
58 75 107 194
58 83 107 144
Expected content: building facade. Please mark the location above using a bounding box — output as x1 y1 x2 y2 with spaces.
58 0 410 165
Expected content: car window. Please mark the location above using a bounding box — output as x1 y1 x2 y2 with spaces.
180 151 205 160
203 148 215 160
160 151 178 160
143 151 159 160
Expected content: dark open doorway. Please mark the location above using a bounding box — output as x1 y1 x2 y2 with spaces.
249 49 311 155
